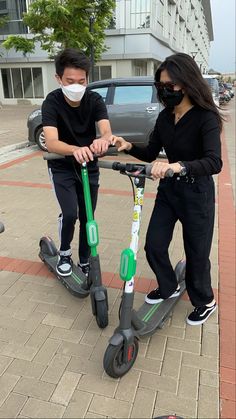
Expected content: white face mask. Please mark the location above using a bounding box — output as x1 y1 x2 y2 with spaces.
61 83 86 102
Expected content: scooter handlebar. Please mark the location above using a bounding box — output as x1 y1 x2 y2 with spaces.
43 154 174 178
43 146 117 161
43 152 63 160
98 161 174 178
145 164 174 178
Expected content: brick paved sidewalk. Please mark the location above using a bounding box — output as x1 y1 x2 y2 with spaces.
0 101 235 418
0 104 38 148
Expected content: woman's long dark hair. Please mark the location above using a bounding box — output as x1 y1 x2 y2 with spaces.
155 53 223 131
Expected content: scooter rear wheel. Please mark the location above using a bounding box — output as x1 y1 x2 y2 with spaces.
96 300 108 329
103 338 139 378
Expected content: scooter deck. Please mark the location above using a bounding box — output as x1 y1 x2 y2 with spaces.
132 281 186 336
40 253 89 298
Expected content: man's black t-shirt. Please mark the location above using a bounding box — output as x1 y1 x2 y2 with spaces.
42 88 109 172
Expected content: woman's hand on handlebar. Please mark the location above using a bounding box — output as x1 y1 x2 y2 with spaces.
151 161 181 179
112 136 132 152
73 146 94 164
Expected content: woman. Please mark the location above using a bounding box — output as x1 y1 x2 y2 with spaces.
113 53 223 326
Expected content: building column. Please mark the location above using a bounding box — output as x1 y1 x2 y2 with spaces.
147 60 154 76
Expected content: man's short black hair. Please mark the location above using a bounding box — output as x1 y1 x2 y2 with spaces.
55 48 90 78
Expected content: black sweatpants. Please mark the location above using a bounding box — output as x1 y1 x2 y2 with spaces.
144 176 215 307
49 166 99 264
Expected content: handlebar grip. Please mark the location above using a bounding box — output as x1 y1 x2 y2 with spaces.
102 146 118 156
145 164 153 176
43 152 64 160
97 160 116 170
145 165 174 178
165 168 174 177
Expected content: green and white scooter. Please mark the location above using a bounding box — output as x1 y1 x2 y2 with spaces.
39 153 109 329
98 160 186 377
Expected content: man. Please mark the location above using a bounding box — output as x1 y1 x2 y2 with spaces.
42 48 112 277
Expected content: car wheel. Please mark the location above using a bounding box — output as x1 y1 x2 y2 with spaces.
35 127 47 151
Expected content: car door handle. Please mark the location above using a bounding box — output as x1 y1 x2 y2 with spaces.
146 106 157 113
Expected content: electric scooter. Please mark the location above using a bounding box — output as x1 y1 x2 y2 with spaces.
39 153 111 329
98 160 186 377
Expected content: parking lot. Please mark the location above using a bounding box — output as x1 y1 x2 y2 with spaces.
0 98 235 418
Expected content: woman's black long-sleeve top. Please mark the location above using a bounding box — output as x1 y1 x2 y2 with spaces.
128 106 223 176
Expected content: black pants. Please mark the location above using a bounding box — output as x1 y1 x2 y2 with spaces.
144 176 215 307
49 166 99 264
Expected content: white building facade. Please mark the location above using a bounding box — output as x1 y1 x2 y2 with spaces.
0 0 213 105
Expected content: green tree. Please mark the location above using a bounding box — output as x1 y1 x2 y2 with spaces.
0 16 8 28
2 0 115 60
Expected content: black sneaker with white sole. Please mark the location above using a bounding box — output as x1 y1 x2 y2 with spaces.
145 286 180 304
56 255 72 277
78 262 90 278
187 303 217 325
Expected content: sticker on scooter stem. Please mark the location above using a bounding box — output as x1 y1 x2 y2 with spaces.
133 211 139 221
134 196 143 206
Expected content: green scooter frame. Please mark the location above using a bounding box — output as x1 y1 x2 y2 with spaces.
39 153 108 329
98 161 186 377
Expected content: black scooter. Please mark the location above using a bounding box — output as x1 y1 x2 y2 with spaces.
39 153 110 329
98 160 186 377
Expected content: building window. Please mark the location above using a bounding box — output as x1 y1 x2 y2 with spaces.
1 67 44 99
0 1 7 12
0 0 28 34
130 0 151 29
133 59 147 76
93 66 112 81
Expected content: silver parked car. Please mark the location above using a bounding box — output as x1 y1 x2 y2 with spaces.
27 76 163 152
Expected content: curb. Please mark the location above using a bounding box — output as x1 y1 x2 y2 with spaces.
0 141 30 156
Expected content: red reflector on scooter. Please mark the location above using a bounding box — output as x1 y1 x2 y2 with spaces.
127 345 133 361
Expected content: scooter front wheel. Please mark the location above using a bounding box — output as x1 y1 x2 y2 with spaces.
103 338 139 378
96 300 108 329
39 237 58 259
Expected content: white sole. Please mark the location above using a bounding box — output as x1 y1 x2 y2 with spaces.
186 305 217 326
145 297 163 305
145 290 180 305
56 268 72 277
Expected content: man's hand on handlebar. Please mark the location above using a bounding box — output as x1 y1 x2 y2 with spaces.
73 146 94 164
90 138 111 155
112 136 133 152
151 161 182 179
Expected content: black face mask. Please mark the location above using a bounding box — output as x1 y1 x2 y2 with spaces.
158 88 184 107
